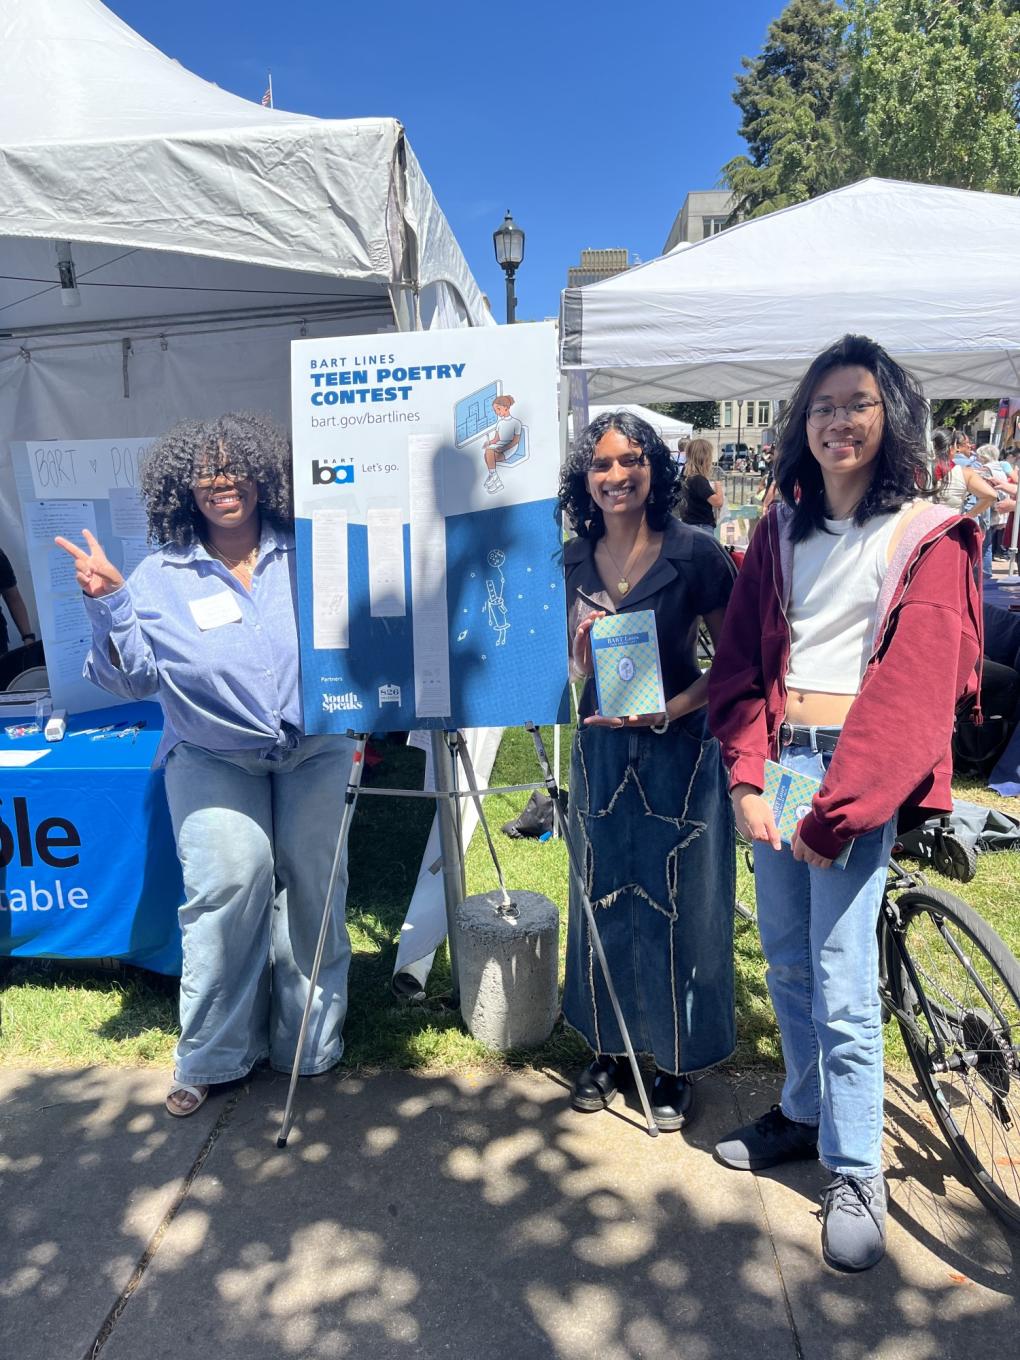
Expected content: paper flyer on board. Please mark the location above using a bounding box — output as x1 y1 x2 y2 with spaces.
9 438 156 713
290 322 569 733
762 760 853 869
590 610 666 719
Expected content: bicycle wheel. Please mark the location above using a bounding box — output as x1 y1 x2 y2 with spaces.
885 887 1020 1231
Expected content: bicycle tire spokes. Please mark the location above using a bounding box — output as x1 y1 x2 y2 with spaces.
888 888 1020 1230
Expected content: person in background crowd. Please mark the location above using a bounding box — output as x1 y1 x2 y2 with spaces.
931 428 951 483
938 428 997 521
559 410 737 1132
0 547 36 656
679 437 725 532
708 335 982 1272
56 413 355 1119
976 446 1018 571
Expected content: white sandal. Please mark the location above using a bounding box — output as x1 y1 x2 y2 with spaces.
165 1081 209 1118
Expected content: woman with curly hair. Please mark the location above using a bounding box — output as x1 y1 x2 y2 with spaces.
56 412 354 1118
559 410 737 1131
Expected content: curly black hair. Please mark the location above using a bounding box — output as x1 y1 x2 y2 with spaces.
775 334 936 543
558 410 680 539
139 412 293 546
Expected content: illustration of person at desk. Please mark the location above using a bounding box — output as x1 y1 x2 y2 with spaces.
482 395 528 493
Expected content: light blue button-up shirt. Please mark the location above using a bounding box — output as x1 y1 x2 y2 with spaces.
83 523 302 765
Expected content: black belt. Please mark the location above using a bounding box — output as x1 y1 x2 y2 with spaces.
778 722 841 753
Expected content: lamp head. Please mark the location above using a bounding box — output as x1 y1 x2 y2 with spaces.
493 210 525 271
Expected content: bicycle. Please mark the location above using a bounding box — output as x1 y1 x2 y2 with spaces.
737 850 1020 1233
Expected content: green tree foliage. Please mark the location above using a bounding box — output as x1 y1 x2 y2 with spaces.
724 0 1020 217
648 401 719 430
723 0 846 218
841 0 1020 192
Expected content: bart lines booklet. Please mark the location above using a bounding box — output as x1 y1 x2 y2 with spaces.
590 611 665 719
763 760 853 869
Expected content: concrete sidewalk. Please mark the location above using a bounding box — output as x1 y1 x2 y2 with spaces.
1 1065 1016 1360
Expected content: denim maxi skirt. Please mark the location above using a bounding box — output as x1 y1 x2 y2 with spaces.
563 710 736 1075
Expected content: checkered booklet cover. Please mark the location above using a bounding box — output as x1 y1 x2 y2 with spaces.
762 760 853 869
590 610 665 719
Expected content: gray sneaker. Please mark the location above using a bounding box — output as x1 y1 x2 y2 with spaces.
715 1104 819 1170
821 1173 887 1271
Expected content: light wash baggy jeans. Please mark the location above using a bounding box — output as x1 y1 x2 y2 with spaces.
752 739 896 1179
164 733 355 1086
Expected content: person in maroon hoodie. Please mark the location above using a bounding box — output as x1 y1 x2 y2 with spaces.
708 334 982 1272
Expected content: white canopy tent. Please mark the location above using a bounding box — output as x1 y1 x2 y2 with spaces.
0 0 491 616
561 178 1020 405
0 0 502 993
588 404 693 446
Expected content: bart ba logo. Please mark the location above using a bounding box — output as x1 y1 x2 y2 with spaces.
312 459 355 485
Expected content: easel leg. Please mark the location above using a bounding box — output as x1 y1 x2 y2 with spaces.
526 722 659 1138
432 730 465 1005
453 731 514 913
277 734 369 1149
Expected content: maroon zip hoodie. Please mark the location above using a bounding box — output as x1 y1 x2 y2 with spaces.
707 500 983 860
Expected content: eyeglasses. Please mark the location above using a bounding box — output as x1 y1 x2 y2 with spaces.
192 461 252 487
806 399 884 428
587 453 648 474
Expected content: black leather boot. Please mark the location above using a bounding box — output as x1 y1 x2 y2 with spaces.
571 1054 632 1112
650 1070 694 1131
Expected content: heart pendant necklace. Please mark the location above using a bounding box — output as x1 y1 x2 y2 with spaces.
601 527 648 598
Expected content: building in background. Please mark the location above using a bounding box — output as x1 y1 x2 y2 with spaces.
662 190 736 253
567 248 631 288
663 191 775 457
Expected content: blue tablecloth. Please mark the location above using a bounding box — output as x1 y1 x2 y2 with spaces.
984 580 1020 796
0 702 183 973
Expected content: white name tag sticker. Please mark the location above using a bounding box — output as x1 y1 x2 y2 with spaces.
189 590 243 630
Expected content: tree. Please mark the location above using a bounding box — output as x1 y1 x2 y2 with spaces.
930 398 998 432
723 0 847 218
840 0 1020 192
648 402 719 430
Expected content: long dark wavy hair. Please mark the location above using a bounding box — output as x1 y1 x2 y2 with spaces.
775 334 936 543
558 410 681 539
140 411 294 546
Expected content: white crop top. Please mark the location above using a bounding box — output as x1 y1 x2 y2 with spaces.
785 509 903 695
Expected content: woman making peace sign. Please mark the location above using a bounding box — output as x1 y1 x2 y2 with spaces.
57 413 354 1118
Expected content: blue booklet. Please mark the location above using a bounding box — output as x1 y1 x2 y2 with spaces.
762 759 853 869
590 610 666 719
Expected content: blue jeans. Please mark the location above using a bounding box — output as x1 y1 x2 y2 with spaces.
164 734 355 1085
752 740 896 1178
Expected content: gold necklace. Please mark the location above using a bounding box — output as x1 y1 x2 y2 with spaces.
600 527 651 597
205 540 259 575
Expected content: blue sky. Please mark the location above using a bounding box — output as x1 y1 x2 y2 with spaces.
106 1 786 320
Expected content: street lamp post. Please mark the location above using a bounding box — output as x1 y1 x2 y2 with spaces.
492 209 525 324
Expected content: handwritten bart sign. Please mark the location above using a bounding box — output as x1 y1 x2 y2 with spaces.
10 437 156 713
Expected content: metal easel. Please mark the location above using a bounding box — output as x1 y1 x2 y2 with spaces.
275 724 658 1146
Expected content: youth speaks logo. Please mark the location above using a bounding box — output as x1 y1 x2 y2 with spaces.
312 459 355 486
322 691 363 713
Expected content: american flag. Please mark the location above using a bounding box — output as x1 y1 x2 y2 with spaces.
261 86 272 107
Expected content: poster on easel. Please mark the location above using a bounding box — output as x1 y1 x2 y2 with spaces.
9 438 156 712
290 322 569 732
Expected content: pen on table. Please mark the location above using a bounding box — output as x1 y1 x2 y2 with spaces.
69 723 117 737
91 721 147 742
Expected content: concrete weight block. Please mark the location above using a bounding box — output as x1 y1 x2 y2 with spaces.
454 891 560 1051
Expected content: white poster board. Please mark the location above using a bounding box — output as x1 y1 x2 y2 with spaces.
290 322 569 731
10 438 155 713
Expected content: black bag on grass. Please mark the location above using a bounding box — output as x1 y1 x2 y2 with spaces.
895 799 1020 882
500 789 567 840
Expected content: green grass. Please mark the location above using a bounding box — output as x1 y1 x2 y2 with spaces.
1 732 1018 1075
